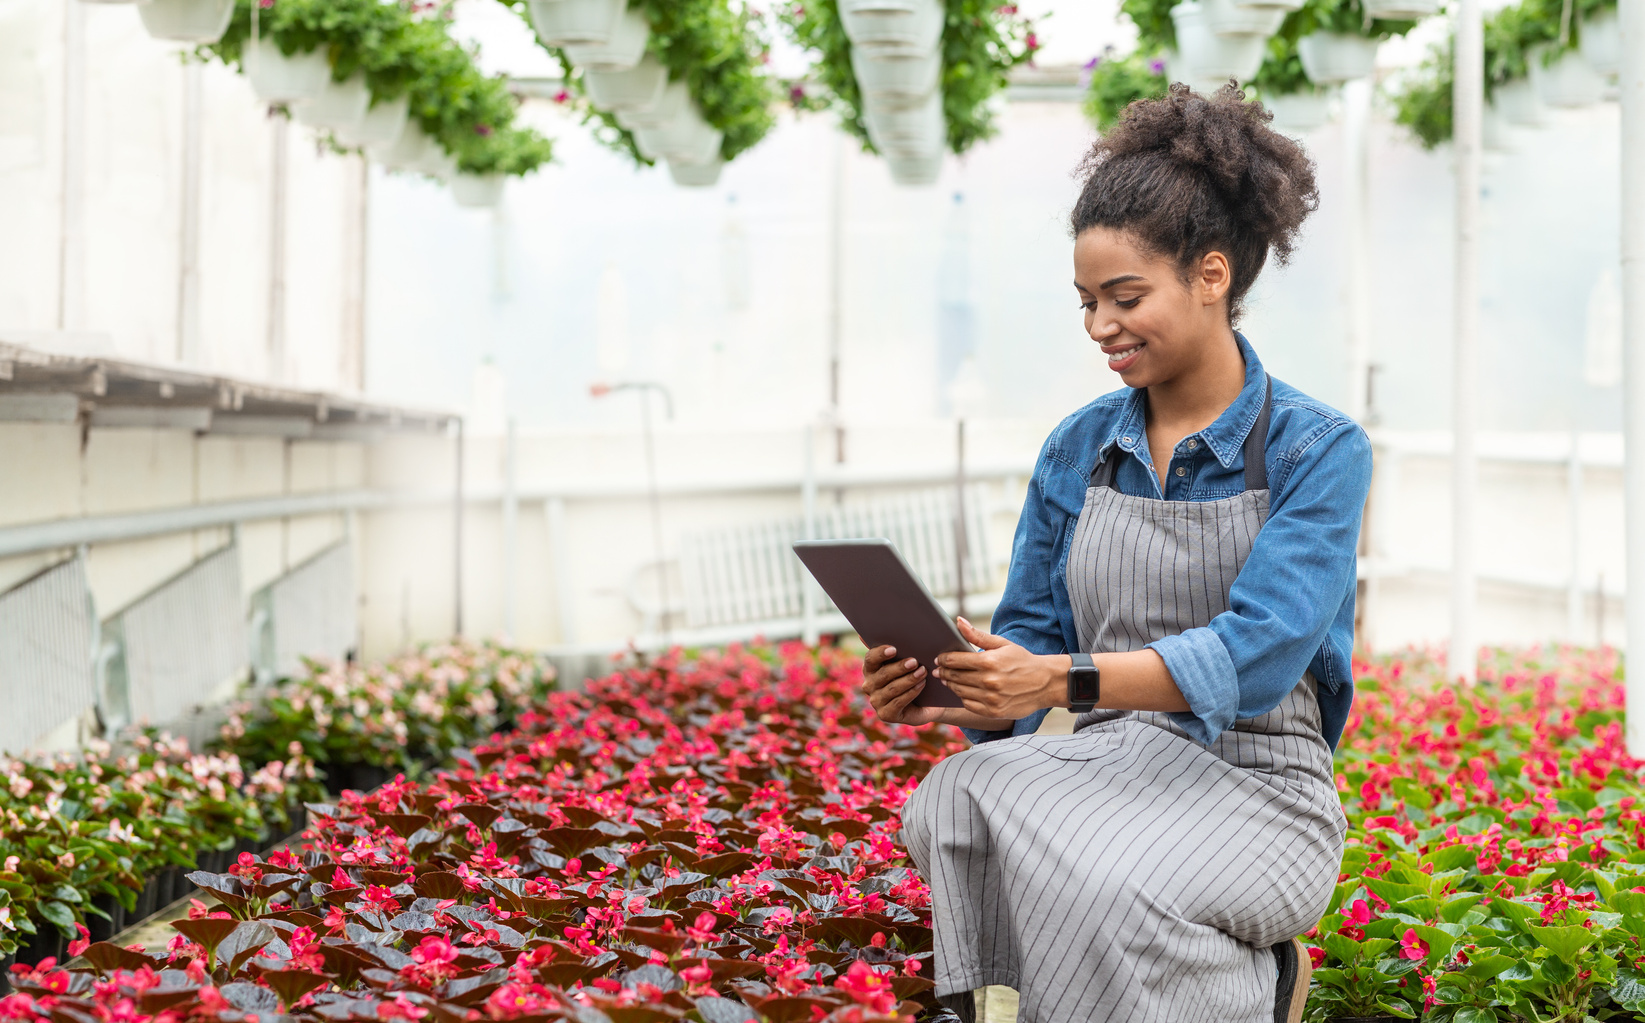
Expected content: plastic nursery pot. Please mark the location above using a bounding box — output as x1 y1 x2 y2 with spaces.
667 156 723 188
528 0 626 48
1581 8 1621 78
838 0 944 51
295 73 371 133
1202 0 1285 39
1230 0 1302 13
1296 31 1380 84
864 92 945 154
16 925 64 968
1264 89 1331 132
132 873 160 922
137 0 234 43
336 95 410 149
562 6 649 71
585 56 669 110
1170 3 1267 81
1528 45 1605 108
451 173 505 209
634 104 723 164
247 36 332 105
1362 0 1440 18
850 45 942 102
1494 77 1545 126
85 893 123 945
888 152 942 186
0 954 12 995
371 123 436 170
615 80 690 130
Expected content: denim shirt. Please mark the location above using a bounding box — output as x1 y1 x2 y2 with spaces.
965 334 1371 751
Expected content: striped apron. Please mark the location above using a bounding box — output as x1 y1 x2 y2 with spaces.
901 380 1346 1023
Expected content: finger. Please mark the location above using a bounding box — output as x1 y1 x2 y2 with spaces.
878 665 927 698
885 678 926 717
865 645 896 669
934 651 988 673
956 616 1009 650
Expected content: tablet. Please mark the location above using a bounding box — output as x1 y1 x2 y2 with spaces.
792 538 966 708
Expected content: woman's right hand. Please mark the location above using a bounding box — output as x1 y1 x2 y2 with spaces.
862 646 948 725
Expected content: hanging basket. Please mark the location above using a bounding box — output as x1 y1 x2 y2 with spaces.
337 95 410 149
1493 77 1544 126
1264 89 1331 131
1528 45 1604 107
370 122 435 169
1202 0 1285 38
1579 8 1621 78
1483 100 1513 151
451 173 505 208
1296 31 1379 84
562 6 649 72
667 156 723 187
839 0 944 52
851 45 942 101
633 103 723 164
1170 4 1266 81
295 73 371 133
586 57 669 110
864 92 945 157
615 80 690 130
247 36 332 104
1362 0 1441 20
138 0 234 41
887 152 941 186
528 0 627 48
1231 0 1302 14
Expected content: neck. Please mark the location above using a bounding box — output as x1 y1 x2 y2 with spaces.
1145 327 1247 432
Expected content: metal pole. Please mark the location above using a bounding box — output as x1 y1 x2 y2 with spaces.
546 497 576 646
801 423 819 646
339 155 368 390
502 417 518 643
828 134 846 464
954 418 967 621
1620 0 1645 753
1450 0 1484 685
1568 432 1585 641
58 1 85 332
639 390 669 640
177 60 203 364
453 417 464 638
267 112 289 382
1343 78 1374 423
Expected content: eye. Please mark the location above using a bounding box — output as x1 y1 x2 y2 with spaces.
1115 297 1141 309
1079 300 1097 311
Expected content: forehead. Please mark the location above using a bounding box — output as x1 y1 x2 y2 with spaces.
1072 227 1172 286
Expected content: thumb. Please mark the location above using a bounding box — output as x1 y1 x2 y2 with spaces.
957 616 1008 650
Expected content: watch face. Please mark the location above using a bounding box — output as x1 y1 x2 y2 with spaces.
1070 667 1100 704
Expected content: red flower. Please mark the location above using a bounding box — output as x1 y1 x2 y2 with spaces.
833 960 898 1014
1399 929 1429 962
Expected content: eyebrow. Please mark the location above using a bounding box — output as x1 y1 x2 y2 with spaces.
1099 274 1145 290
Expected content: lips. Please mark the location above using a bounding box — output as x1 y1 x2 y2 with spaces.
1102 342 1144 372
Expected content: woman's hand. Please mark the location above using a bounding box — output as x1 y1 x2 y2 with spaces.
936 618 1066 720
861 645 948 726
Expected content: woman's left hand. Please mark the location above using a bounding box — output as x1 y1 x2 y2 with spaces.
936 618 1064 720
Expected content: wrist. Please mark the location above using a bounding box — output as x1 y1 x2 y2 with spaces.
1043 655 1073 710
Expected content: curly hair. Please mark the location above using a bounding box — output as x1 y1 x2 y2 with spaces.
1070 82 1319 323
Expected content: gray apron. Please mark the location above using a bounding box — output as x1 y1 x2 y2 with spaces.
902 379 1347 1023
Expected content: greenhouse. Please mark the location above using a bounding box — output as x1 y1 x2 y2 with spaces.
1 0 1643 1019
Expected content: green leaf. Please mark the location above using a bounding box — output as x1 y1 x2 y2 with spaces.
1527 923 1595 965
37 899 77 937
1453 1008 1496 1023
1424 844 1480 873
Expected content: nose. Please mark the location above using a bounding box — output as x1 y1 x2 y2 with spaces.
1088 312 1121 344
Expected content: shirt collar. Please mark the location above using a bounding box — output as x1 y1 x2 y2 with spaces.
1097 332 1267 470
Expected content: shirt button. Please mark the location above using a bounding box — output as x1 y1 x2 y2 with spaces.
1122 436 1133 444
1187 439 1198 450
1175 466 1187 477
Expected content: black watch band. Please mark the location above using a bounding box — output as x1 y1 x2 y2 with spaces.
1067 653 1100 713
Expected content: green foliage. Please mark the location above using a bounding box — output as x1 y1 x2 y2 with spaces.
1289 0 1418 40
1388 42 1453 149
1121 0 1178 54
1082 51 1169 132
1250 32 1317 98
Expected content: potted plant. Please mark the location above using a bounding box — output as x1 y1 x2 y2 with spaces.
335 95 410 149
530 0 628 47
839 0 944 51
1172 2 1269 81
137 0 235 44
1291 0 1417 83
562 5 650 70
1253 34 1330 130
1578 3 1620 76
1081 49 1169 132
668 155 724 186
294 73 371 133
585 55 671 110
1527 42 1605 106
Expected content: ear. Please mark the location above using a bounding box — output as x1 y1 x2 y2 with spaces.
1197 251 1232 305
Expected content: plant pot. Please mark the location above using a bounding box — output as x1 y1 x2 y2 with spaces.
633 104 722 164
84 894 121 945
137 0 234 43
1203 0 1285 38
1296 31 1379 83
1264 88 1331 131
667 156 723 187
615 80 690 129
1580 7 1621 77
839 0 944 51
336 95 410 148
1170 4 1267 81
451 173 505 208
1494 77 1544 126
16 925 63 968
247 36 332 104
887 152 942 186
562 6 649 71
1363 0 1440 17
864 92 945 156
585 56 669 110
371 123 435 169
295 73 371 132
528 0 627 47
851 44 942 101
1529 45 1604 107
1232 0 1302 13
0 954 12 994
132 874 160 923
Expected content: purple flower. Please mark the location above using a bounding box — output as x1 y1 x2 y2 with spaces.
1149 59 1166 74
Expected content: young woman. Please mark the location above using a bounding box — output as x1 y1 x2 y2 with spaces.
861 86 1370 1023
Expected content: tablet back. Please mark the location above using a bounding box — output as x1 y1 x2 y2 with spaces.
792 538 965 708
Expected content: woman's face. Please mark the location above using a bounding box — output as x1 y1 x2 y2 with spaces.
1072 226 1231 389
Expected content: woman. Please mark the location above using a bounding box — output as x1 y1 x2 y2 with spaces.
863 86 1370 1023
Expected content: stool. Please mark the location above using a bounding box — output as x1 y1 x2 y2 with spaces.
1272 936 1312 1023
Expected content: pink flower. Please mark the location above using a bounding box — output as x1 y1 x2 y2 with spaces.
833 960 899 1014
1399 928 1429 962
67 923 90 959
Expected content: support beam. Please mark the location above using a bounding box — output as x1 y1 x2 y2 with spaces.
58 1 86 332
177 61 203 365
339 155 368 390
1343 78 1374 423
267 113 289 382
1620 0 1645 752
1450 0 1484 684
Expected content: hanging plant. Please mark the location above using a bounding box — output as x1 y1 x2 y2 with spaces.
1082 49 1169 132
780 0 1039 156
1387 42 1452 148
1289 0 1419 40
1250 31 1318 97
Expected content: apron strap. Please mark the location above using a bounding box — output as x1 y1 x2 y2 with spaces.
1088 374 1273 492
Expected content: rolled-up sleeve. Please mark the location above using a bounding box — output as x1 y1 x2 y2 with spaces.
1147 421 1372 745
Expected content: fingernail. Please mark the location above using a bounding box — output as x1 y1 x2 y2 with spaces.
958 617 971 628
914 667 927 678
905 658 917 669
885 647 896 656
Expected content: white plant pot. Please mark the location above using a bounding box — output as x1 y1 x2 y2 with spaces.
1362 0 1441 20
138 0 234 42
615 80 689 130
417 148 458 182
668 157 723 187
451 173 505 208
1203 0 1284 38
1579 8 1621 78
295 73 370 132
851 45 942 101
1232 0 1302 13
1493 77 1544 127
247 36 332 104
1482 100 1513 151
1170 4 1266 81
337 95 410 149
1528 45 1604 108
864 92 945 156
633 103 722 163
370 122 434 169
529 0 626 47
839 0 944 52
586 57 669 110
1296 31 1379 84
887 153 941 186
562 7 649 72
1264 89 1331 131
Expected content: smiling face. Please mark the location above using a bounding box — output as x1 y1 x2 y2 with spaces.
1073 226 1235 390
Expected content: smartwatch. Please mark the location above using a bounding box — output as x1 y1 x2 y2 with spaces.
1067 653 1100 713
